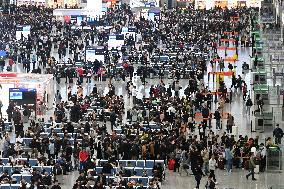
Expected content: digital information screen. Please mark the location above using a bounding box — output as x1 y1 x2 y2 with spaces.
9 88 37 104
85 46 105 63
16 25 31 40
108 34 125 50
121 27 137 41
10 92 23 100
148 12 160 21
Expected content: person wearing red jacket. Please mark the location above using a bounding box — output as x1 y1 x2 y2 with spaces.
79 148 89 170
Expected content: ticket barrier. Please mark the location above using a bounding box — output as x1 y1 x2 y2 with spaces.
252 71 267 84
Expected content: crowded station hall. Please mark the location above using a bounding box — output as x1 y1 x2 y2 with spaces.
0 0 283 188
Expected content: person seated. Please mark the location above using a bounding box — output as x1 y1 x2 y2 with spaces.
76 171 87 185
0 170 11 183
42 172 52 186
102 160 113 175
51 180 61 189
12 167 21 175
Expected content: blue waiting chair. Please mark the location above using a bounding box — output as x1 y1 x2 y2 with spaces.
12 174 22 183
57 133 64 139
1 158 9 165
54 128 62 133
1 184 10 189
154 160 165 167
3 166 13 175
143 168 152 176
145 160 154 168
32 166 43 172
136 160 145 168
128 177 139 183
42 166 53 174
11 184 21 189
23 138 32 147
139 177 149 186
118 160 127 167
111 168 117 175
22 174 32 183
29 159 38 166
17 158 28 163
99 160 108 166
134 168 144 176
95 167 103 174
127 160 136 167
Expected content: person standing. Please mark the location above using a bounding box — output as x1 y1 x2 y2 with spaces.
201 148 210 175
131 86 138 105
54 90 62 105
225 145 233 173
214 109 221 130
0 100 2 119
48 140 55 159
209 155 218 184
246 96 253 115
273 124 284 144
246 152 257 180
79 148 89 170
226 114 234 134
192 164 203 189
110 110 117 131
205 175 216 189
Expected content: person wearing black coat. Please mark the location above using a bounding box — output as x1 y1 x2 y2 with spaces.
51 180 61 189
192 164 203 189
95 173 107 186
110 111 117 131
42 172 52 186
92 84 98 94
102 161 113 175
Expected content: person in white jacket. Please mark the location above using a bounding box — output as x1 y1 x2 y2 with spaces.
209 155 218 184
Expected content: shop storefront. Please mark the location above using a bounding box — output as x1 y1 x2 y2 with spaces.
176 0 194 8
16 0 82 7
16 0 45 6
47 0 80 8
103 0 120 10
215 0 228 8
0 73 53 117
195 0 260 9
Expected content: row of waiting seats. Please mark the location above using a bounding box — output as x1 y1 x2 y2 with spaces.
0 165 53 175
98 160 164 169
85 186 147 189
20 137 79 146
92 176 152 186
1 158 39 167
0 184 23 189
113 126 161 134
11 174 33 183
94 167 153 177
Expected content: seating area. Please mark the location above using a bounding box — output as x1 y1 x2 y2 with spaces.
0 162 54 188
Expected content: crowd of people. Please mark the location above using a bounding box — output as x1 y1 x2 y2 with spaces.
0 2 282 189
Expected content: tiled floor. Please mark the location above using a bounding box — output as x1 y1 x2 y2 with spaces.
2 40 284 189
41 46 283 189
57 168 284 189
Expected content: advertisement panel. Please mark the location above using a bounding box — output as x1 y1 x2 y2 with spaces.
85 46 105 63
108 34 125 50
